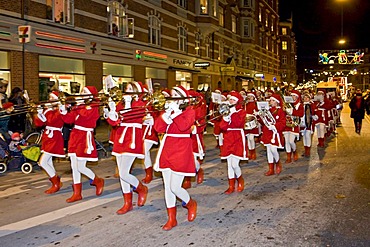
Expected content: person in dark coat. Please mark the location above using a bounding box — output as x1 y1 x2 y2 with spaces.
349 89 367 134
8 87 28 134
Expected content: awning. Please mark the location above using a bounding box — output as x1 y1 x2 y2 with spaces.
168 66 201 73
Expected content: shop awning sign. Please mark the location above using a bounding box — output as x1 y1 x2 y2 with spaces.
194 62 210 68
18 25 31 43
220 66 234 72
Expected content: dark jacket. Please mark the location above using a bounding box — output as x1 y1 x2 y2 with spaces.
349 96 366 119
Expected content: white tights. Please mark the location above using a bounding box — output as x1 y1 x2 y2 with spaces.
226 156 242 179
39 153 56 178
116 155 139 193
246 134 256 150
143 140 154 169
70 155 95 184
162 169 190 208
315 123 326 138
301 130 313 147
266 145 279 163
283 132 297 153
194 154 200 172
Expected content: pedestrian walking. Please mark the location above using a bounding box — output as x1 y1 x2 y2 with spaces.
349 89 367 134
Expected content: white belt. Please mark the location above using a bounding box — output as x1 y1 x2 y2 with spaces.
45 126 62 138
166 134 190 138
118 123 142 149
74 125 94 154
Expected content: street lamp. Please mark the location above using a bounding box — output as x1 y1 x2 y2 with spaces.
336 0 347 45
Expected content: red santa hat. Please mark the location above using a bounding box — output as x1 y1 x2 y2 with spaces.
11 132 20 140
247 91 256 99
83 86 98 97
214 89 221 94
142 83 149 93
290 89 301 99
228 91 242 103
266 89 274 94
317 89 326 95
129 81 145 93
269 93 283 107
172 85 190 98
49 91 59 100
188 89 199 97
162 89 171 97
2 102 14 109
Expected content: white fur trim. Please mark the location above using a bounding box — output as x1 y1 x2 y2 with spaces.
229 95 239 102
270 96 280 103
173 86 187 97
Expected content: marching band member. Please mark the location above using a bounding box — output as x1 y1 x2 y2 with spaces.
300 93 317 157
283 90 304 163
153 85 197 231
258 93 286 176
244 91 259 160
219 91 247 194
312 90 331 147
105 81 148 214
60 86 104 203
208 89 223 148
183 90 207 188
34 91 65 194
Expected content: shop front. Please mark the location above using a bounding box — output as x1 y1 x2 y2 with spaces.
39 56 85 100
103 62 133 92
146 67 167 89
168 57 199 89
0 51 11 96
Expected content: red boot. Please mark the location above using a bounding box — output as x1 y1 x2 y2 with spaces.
183 198 197 222
134 182 148 207
90 176 104 196
196 168 204 184
305 146 311 157
264 163 275 176
141 166 153 184
45 175 62 194
182 177 192 189
318 138 325 147
285 152 292 163
116 193 133 214
236 175 244 192
224 178 235 194
293 150 299 161
276 160 282 175
162 207 177 230
66 183 82 203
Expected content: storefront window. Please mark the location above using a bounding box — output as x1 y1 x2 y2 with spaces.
0 51 11 95
103 63 133 91
146 67 167 88
39 56 85 100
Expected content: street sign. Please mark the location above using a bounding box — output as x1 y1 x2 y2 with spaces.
18 25 31 43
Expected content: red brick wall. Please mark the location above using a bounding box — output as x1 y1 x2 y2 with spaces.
85 60 103 90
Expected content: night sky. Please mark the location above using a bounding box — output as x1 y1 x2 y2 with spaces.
279 0 370 75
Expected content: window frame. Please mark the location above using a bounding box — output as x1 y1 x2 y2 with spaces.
178 26 187 52
148 15 161 46
46 0 74 25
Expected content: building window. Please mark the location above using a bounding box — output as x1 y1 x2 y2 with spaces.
232 15 237 33
271 41 274 53
107 1 130 37
243 0 253 7
282 41 288 50
200 0 208 14
291 57 295 66
282 55 287 64
178 27 187 52
46 0 74 25
282 27 287 35
195 32 201 56
265 36 269 50
205 36 210 58
148 15 161 45
271 17 275 32
242 18 254 38
178 0 187 9
219 7 224 27
218 40 224 61
265 12 269 27
259 7 262 22
200 0 216 16
291 42 295 52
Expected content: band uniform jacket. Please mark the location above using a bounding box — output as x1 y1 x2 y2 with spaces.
192 97 207 159
153 107 196 176
61 103 100 161
283 101 304 135
107 99 145 158
244 101 260 136
260 106 286 149
34 108 65 157
219 107 248 160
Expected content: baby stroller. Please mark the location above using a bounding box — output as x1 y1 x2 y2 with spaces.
0 133 41 174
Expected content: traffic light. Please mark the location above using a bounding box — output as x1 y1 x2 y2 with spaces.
135 49 142 60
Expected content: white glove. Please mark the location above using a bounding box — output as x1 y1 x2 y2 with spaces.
209 110 213 115
123 95 132 109
103 107 109 119
223 115 231 122
267 125 277 132
108 111 118 121
108 100 116 112
37 108 43 115
143 114 154 125
168 101 179 112
59 104 67 115
229 106 236 114
162 111 173 124
286 107 293 115
312 115 319 121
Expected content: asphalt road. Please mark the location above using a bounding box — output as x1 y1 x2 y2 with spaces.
0 103 370 247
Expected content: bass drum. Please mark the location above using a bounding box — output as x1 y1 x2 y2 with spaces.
244 114 258 130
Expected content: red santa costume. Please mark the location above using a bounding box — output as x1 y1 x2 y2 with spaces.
208 89 223 148
219 91 247 194
259 93 286 176
105 81 148 214
300 93 317 157
282 90 304 163
182 90 207 189
312 90 331 147
60 86 104 203
34 91 65 194
244 91 259 160
153 85 197 231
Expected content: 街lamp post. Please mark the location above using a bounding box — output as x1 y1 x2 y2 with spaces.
336 0 347 46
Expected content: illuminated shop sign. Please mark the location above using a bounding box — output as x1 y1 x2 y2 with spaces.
172 59 192 67
143 51 167 63
194 62 210 68
318 49 364 65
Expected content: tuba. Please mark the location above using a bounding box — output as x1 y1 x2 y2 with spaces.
255 101 276 128
283 95 301 128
